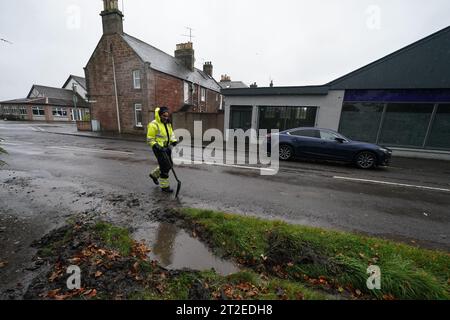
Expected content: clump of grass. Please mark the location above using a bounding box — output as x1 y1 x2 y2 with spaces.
178 208 450 300
93 222 134 256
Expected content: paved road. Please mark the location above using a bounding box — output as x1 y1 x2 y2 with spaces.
1 122 449 250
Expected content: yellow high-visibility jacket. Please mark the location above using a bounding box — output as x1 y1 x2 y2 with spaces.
147 107 177 148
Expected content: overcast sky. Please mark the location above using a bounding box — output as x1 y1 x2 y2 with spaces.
0 0 449 101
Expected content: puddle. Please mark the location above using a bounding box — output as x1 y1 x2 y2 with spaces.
133 221 240 276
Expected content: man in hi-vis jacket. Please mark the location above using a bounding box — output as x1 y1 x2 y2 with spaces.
147 107 178 193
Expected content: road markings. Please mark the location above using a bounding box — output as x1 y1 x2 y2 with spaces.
333 176 450 193
47 146 134 156
173 158 277 173
1 142 21 146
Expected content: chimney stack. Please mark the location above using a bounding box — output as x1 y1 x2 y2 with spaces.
101 0 124 35
175 42 195 71
220 74 231 82
203 62 213 77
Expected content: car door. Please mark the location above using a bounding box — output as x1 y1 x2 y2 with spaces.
288 129 322 158
313 130 350 160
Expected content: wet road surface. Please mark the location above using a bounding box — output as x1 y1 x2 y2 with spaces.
1 122 449 251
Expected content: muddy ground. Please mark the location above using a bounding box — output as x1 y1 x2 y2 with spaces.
0 168 237 300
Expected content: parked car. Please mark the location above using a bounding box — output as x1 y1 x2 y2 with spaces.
267 127 392 169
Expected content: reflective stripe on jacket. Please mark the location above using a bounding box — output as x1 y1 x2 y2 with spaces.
147 107 177 148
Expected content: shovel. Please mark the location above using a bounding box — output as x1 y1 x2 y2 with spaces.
162 149 181 198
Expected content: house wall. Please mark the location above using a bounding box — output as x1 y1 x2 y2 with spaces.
85 34 148 134
223 90 345 141
86 34 222 135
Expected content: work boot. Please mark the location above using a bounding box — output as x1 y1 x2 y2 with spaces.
161 187 174 194
149 173 159 185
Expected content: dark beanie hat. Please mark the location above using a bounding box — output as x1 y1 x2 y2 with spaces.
159 106 169 115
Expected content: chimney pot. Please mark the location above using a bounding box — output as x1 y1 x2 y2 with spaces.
203 61 213 77
101 0 124 35
175 42 195 71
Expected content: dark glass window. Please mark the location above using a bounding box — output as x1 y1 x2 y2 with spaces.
379 103 434 147
339 103 384 143
290 129 320 138
230 106 252 131
259 106 317 131
426 104 450 150
320 130 340 141
32 107 45 116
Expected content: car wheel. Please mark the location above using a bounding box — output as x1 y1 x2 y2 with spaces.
355 151 376 169
279 145 294 161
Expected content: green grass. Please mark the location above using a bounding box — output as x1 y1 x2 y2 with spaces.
178 208 450 300
93 222 134 256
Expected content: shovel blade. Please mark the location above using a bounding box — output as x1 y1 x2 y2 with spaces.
175 181 181 198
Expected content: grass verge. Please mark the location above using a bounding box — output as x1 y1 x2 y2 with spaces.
176 208 450 300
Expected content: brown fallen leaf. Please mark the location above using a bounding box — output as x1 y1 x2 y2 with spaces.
68 257 82 264
83 289 97 298
296 293 305 300
95 271 103 278
49 270 63 282
0 261 8 268
155 284 165 294
46 289 61 299
94 259 103 266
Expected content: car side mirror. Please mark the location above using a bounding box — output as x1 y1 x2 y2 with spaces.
335 137 346 143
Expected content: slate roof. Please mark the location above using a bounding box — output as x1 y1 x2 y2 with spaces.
122 33 221 92
221 85 330 96
0 85 89 107
328 26 450 89
219 81 248 89
63 75 87 90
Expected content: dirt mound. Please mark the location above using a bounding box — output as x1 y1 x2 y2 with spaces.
25 221 162 300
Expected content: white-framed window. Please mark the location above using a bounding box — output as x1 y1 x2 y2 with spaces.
19 107 27 115
134 103 143 127
32 106 45 116
133 70 141 89
201 88 206 102
219 95 223 110
52 107 68 117
184 82 190 104
3 106 10 114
